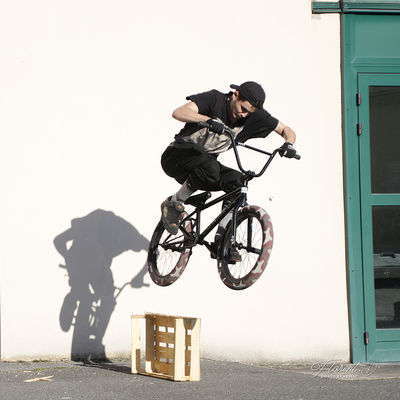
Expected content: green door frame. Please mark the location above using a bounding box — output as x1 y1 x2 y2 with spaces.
357 73 400 362
312 1 400 364
342 14 400 362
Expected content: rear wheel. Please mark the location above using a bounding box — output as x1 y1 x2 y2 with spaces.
217 206 273 290
147 214 192 286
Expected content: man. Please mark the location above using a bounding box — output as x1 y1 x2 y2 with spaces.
160 81 297 237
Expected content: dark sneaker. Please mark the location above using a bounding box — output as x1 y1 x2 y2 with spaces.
228 246 242 264
209 241 242 264
161 197 185 235
209 242 218 259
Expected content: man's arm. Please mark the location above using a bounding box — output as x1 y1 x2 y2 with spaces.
274 121 296 144
53 228 73 259
172 101 210 123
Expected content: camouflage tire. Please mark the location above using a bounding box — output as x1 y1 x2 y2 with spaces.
217 206 273 290
147 213 192 286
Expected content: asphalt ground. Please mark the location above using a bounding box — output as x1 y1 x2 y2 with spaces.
1 358 399 400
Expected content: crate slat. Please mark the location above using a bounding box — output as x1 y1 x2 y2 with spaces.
153 314 176 328
173 318 186 381
189 318 201 381
131 315 143 373
155 346 175 359
155 331 175 344
154 360 174 375
145 315 155 373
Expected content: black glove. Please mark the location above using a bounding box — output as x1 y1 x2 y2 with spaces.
279 142 297 158
207 119 225 134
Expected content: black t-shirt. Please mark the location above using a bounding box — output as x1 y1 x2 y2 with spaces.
173 89 279 154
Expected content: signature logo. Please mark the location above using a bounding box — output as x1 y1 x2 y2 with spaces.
311 360 378 379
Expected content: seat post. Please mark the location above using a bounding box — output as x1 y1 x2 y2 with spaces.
195 209 201 237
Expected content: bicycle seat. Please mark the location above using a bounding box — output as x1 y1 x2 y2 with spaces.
184 191 211 207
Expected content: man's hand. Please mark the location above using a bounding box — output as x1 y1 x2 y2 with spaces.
207 119 225 134
279 142 297 158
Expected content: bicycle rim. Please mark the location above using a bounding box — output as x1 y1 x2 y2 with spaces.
218 206 273 290
148 217 192 286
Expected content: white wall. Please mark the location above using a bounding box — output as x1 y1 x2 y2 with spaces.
0 0 348 363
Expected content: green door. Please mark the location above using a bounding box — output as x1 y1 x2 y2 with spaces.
358 73 400 362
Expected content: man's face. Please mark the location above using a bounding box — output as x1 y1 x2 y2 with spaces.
229 91 257 120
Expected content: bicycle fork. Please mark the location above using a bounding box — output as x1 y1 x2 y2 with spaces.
230 181 249 247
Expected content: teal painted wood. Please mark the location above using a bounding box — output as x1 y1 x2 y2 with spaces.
377 329 400 341
358 73 400 362
348 0 400 3
343 0 400 13
367 345 400 363
342 14 368 363
343 13 400 362
312 1 341 13
371 194 400 205
312 1 400 13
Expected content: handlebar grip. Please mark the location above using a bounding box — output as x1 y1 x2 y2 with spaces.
198 121 212 129
294 154 301 160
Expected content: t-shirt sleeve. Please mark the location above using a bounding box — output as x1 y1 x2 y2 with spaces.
186 90 218 117
237 109 279 142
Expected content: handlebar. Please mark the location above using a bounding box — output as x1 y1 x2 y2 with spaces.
198 121 300 179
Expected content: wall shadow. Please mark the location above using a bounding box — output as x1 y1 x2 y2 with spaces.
54 209 149 363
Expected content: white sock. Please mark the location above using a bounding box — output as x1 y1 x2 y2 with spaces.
172 180 195 203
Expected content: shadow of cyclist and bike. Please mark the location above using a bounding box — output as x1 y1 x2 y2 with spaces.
53 209 149 363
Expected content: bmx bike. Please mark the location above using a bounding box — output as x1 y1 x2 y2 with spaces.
148 122 300 290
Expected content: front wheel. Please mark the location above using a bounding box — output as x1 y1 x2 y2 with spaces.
147 214 192 286
217 206 273 290
59 291 78 332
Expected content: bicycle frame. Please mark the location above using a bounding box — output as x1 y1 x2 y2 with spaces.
161 122 299 254
179 187 242 250
163 137 283 254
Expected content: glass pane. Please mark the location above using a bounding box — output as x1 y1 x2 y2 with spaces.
373 206 400 329
370 86 400 193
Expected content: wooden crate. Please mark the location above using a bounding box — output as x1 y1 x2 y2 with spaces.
131 313 201 381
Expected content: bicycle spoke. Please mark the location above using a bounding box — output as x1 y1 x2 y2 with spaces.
148 214 193 286
228 215 263 279
163 233 185 244
161 235 187 251
237 245 261 255
154 231 184 275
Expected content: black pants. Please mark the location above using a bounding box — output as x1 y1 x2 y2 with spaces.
161 143 243 193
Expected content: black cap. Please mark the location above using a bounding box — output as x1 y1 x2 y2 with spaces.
230 81 265 109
